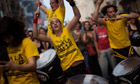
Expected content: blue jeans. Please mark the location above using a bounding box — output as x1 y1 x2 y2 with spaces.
82 50 91 72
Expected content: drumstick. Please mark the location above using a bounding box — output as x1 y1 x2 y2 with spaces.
36 5 40 17
105 18 117 21
108 18 117 21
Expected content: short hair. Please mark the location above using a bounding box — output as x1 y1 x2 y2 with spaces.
0 16 26 47
56 0 59 3
101 5 118 15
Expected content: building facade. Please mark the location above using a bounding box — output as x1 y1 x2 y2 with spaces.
0 0 28 29
76 0 95 21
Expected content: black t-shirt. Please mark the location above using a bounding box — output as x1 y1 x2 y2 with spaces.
128 25 140 46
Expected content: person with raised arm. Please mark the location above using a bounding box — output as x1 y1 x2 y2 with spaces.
92 0 139 64
33 0 90 82
36 0 65 36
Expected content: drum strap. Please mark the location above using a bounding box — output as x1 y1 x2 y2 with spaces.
128 46 133 57
113 51 127 59
113 46 133 59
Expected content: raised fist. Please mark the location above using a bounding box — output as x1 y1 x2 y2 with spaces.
98 0 104 5
34 10 40 18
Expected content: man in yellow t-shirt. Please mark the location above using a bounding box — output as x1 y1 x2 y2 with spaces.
93 0 139 64
36 0 65 36
0 16 40 84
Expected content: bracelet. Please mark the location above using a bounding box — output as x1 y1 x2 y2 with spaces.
33 19 38 24
70 2 76 7
37 2 42 6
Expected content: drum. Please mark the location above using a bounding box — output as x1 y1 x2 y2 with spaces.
36 49 64 84
113 56 140 84
67 74 109 84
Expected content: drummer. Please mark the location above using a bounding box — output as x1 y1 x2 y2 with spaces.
33 0 90 82
92 0 139 64
0 16 40 84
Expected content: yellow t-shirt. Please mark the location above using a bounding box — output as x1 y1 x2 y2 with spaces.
46 5 65 36
7 38 40 84
51 28 84 71
103 14 131 49
138 17 140 20
0 69 5 84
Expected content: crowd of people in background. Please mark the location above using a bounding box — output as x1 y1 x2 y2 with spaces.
26 0 140 82
26 3 140 82
0 0 140 84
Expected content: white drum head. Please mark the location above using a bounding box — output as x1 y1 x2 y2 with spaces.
67 74 109 84
37 49 56 69
113 56 140 77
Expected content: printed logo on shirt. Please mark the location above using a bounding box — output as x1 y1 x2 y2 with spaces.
54 35 77 58
132 31 140 39
55 37 73 53
8 49 28 76
9 49 25 65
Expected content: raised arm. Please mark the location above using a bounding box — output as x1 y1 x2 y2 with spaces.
66 0 81 31
36 0 47 14
59 0 65 9
92 0 104 25
33 10 51 42
116 13 139 20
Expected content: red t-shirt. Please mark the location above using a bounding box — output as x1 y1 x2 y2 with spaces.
96 26 110 50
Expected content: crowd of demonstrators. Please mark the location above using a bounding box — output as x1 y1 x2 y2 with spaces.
126 12 140 56
1 0 140 84
93 0 139 64
33 0 90 83
70 17 116 80
0 16 40 84
70 21 91 73
82 21 102 76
